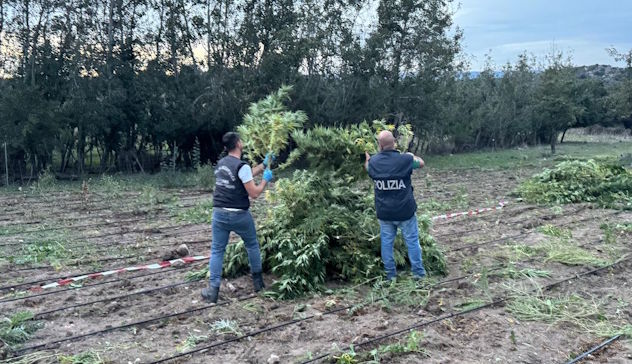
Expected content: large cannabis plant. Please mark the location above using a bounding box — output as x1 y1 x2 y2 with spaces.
237 85 307 164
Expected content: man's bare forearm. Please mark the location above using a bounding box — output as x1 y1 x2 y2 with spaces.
252 163 265 176
407 152 425 169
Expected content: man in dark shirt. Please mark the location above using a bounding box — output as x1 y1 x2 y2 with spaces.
365 130 427 280
202 132 274 303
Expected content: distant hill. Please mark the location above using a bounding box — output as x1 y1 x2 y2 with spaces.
463 65 627 84
574 64 627 84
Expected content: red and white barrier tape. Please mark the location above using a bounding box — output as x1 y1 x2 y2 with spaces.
31 255 208 291
431 201 506 221
30 201 506 291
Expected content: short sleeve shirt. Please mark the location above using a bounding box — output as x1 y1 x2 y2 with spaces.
238 165 253 184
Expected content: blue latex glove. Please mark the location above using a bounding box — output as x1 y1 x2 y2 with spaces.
263 152 276 167
263 168 274 182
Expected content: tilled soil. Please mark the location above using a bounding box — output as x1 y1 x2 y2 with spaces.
1 169 631 363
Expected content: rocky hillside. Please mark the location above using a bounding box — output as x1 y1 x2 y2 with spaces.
575 64 628 84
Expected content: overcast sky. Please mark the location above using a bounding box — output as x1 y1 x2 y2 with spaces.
453 0 632 70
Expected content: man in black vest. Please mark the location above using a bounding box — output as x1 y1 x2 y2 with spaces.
365 130 427 280
202 132 274 303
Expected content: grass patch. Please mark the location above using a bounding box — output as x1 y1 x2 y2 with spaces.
176 200 214 224
136 186 179 208
58 350 106 364
332 330 426 364
5 236 97 269
0 225 25 236
601 222 632 244
9 240 69 268
537 224 572 239
424 141 632 171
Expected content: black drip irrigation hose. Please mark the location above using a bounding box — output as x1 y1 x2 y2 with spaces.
300 257 632 364
0 260 207 304
564 335 621 364
0 213 542 292
0 206 536 288
32 280 196 319
148 257 632 364
10 255 517 359
14 293 259 355
10 234 625 361
145 268 500 364
3 207 622 359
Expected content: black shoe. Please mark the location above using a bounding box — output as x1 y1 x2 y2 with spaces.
201 286 219 303
252 272 265 292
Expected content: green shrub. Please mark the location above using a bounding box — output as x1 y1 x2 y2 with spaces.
196 164 215 190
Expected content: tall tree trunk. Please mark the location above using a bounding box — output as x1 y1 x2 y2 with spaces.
107 0 114 93
28 5 46 87
550 131 557 154
0 0 4 66
179 1 197 66
21 0 30 81
560 128 568 143
206 0 211 67
157 0 164 61
77 128 85 175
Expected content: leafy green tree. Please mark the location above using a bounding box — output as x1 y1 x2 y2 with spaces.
607 48 632 130
533 53 583 153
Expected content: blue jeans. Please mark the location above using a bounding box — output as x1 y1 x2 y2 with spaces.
379 214 427 280
209 209 262 288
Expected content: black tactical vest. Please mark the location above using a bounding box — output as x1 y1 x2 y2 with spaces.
367 150 416 221
213 156 250 210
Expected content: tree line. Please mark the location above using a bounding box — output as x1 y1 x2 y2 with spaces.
0 0 630 181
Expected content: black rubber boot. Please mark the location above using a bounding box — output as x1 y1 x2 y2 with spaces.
201 286 219 303
252 272 265 292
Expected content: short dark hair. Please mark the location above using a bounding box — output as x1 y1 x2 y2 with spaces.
222 132 241 151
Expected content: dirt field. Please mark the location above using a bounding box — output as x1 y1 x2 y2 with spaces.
1 159 631 363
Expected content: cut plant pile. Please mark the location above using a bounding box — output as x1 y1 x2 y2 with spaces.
0 311 42 357
517 159 632 209
506 289 632 340
223 88 447 299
